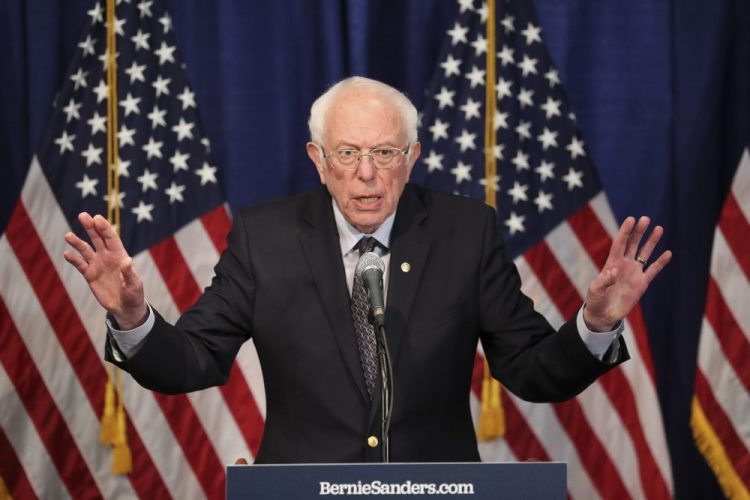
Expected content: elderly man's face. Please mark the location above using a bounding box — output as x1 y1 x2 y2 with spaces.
307 89 421 234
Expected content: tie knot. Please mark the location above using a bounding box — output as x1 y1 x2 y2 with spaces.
355 236 377 256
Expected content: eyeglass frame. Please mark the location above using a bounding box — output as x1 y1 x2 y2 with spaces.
319 144 412 171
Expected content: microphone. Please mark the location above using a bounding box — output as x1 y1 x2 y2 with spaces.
355 251 386 328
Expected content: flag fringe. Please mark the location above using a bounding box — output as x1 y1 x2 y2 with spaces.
99 378 117 445
690 396 750 499
477 359 505 441
0 475 11 500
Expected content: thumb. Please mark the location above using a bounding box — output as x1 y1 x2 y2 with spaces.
590 265 618 296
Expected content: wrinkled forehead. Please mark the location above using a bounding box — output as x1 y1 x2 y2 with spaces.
323 90 407 147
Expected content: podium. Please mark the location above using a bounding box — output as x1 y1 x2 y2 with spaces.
227 462 566 499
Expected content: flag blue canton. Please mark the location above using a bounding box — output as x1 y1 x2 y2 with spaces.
411 0 601 258
37 0 223 255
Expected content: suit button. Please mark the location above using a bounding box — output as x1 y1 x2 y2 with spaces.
367 436 379 448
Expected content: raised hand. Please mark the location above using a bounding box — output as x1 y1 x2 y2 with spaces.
583 216 672 332
63 212 148 329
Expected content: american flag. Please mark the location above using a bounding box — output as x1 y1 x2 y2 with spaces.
411 0 674 498
0 0 265 498
691 148 750 498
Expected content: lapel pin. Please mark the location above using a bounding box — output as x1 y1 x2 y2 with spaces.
400 262 411 273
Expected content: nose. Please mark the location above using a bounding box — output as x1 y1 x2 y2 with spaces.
356 154 377 181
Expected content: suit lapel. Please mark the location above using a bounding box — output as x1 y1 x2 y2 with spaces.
299 189 370 404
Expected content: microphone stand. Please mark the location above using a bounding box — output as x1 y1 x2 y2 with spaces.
376 322 393 463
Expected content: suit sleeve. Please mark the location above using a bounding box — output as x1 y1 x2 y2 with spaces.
105 213 255 394
477 206 628 402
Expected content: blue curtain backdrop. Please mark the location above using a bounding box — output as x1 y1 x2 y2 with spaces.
2 1 747 498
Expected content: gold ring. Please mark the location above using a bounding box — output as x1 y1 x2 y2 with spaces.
635 256 646 265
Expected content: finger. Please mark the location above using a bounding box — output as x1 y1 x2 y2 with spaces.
635 225 664 263
120 257 140 289
79 212 108 253
92 214 126 253
64 231 96 262
608 216 636 260
644 250 673 284
63 250 88 274
624 216 650 259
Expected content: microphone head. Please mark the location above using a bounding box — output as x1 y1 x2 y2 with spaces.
355 251 385 279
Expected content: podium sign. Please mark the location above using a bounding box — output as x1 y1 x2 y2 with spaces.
227 462 566 499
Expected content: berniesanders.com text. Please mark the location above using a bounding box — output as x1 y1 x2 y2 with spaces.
319 480 474 495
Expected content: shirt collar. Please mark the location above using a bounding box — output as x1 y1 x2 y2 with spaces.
331 199 394 256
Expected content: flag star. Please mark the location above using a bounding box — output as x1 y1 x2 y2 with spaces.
457 0 474 12
535 160 555 181
196 162 218 185
155 41 176 65
507 181 529 203
104 190 126 210
117 156 131 177
137 0 153 17
500 14 515 32
566 136 586 159
87 112 107 135
142 137 163 159
534 191 554 212
568 111 577 122
497 45 514 66
169 150 190 172
540 97 562 119
62 98 82 122
177 87 196 110
494 109 508 130
422 150 444 172
521 22 542 45
504 212 526 235
492 144 504 160
511 151 530 171
479 175 500 192
450 161 472 184
515 120 532 140
545 68 560 87
81 143 103 167
496 77 513 99
93 80 108 103
75 174 99 198
131 200 154 222
119 92 141 116
201 137 211 151
118 124 136 147
54 131 76 153
131 29 151 51
517 55 538 76
434 86 455 109
159 13 172 33
98 49 119 71
165 182 186 204
137 168 159 192
460 98 482 120
465 66 486 88
518 87 534 108
454 129 477 152
563 168 584 190
105 17 126 36
537 127 558 150
147 105 167 128
171 117 195 141
429 119 449 141
152 75 171 96
470 33 487 57
477 2 489 23
447 22 468 45
78 35 96 56
87 3 103 23
440 54 462 77
125 61 147 83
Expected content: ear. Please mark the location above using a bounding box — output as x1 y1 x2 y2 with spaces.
405 142 421 178
306 142 327 185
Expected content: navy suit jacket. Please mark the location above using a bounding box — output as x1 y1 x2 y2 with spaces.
106 183 627 463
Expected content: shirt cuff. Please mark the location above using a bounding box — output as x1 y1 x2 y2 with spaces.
576 307 624 362
106 305 155 361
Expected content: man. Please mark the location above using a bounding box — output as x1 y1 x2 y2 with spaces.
63 77 671 463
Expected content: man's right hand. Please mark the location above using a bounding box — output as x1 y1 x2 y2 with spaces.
64 212 148 330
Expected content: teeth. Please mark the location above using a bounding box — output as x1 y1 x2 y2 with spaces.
359 197 377 203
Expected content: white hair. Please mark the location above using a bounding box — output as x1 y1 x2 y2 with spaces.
308 76 419 149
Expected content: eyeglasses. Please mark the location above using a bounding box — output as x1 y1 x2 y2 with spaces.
322 145 410 171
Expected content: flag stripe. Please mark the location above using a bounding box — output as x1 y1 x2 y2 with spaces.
694 371 750 481
220 366 266 458
201 204 233 253
717 192 750 284
0 299 101 499
0 426 37 500
150 236 203 309
2 206 169 499
710 228 750 340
